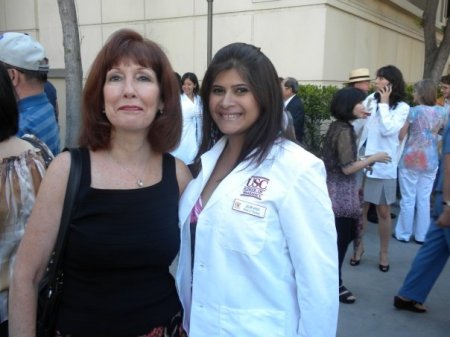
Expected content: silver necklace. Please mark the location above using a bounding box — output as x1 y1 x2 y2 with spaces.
109 151 149 188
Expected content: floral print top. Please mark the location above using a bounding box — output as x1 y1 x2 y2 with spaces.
0 146 47 323
399 105 447 171
323 120 361 219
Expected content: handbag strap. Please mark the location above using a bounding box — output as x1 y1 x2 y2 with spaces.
47 147 82 277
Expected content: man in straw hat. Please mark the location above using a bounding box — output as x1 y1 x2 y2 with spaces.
346 68 371 94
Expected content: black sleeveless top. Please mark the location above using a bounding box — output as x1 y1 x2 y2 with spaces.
56 148 181 337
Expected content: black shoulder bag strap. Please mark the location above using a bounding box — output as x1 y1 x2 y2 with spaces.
51 147 82 271
37 148 82 337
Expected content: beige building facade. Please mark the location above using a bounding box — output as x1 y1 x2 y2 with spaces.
0 0 448 144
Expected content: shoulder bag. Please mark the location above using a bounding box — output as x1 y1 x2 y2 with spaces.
36 148 82 337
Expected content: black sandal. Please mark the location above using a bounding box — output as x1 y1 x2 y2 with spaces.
350 250 364 266
339 285 356 304
394 296 427 313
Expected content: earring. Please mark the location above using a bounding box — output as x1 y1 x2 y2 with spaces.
158 109 164 115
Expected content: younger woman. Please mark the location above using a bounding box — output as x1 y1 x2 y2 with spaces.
172 72 203 168
353 65 409 271
176 43 339 337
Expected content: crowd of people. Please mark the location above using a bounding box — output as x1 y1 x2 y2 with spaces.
335 66 450 311
0 27 449 337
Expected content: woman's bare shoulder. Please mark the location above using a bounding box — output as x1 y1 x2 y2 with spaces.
175 157 192 195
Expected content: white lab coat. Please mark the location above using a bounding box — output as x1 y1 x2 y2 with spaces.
171 93 203 165
354 93 409 179
176 137 339 337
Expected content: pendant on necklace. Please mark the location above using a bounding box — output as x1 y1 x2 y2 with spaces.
137 179 144 188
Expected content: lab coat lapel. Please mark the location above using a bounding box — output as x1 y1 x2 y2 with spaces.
202 152 262 211
178 138 227 226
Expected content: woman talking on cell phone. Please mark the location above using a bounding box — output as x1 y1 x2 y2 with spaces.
352 65 409 272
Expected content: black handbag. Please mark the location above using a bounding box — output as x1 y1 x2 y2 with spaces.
36 148 82 337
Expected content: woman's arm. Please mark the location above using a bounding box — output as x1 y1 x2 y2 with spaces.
399 120 410 141
279 158 338 337
175 158 193 196
377 102 410 136
9 152 71 337
341 152 391 175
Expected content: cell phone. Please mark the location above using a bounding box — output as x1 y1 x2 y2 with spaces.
374 92 380 100
374 84 391 100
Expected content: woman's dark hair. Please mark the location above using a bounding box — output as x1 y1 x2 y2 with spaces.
181 72 200 95
413 79 436 106
330 87 367 122
375 65 406 108
195 42 286 171
79 29 182 152
0 63 19 141
174 72 182 92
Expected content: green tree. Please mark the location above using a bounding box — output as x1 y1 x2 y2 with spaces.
298 85 337 157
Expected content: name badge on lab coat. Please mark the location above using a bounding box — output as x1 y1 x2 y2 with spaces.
232 199 267 218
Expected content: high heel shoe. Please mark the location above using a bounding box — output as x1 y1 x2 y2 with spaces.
379 264 390 272
349 250 364 266
379 252 389 272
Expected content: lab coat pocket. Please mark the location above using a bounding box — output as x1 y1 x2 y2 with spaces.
218 207 268 255
219 306 285 337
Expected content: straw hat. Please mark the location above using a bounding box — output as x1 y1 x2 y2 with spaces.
346 68 371 83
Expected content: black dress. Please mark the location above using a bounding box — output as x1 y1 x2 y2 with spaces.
55 148 181 337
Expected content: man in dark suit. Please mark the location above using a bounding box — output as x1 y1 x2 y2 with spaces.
282 77 305 143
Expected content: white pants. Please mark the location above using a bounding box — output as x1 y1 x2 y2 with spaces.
394 167 437 242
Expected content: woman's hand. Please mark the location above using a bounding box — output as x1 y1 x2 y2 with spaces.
377 84 392 104
369 152 391 164
437 207 450 227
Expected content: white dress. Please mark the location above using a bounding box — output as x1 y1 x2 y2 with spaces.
171 93 203 165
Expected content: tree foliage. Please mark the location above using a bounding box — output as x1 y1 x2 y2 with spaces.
298 85 337 157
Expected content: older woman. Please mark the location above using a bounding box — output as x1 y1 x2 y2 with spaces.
9 29 191 337
394 79 447 243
